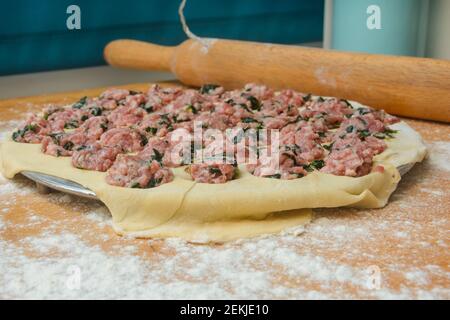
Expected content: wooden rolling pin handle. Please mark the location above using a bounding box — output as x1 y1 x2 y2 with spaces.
104 39 174 72
104 39 450 123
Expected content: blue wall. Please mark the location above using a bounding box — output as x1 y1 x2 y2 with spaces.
0 0 324 75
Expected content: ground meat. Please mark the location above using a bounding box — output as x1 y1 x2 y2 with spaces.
137 137 175 167
321 133 387 177
247 147 310 180
242 83 274 100
99 128 147 153
162 129 196 167
42 105 64 120
100 88 130 101
41 117 109 157
124 93 147 109
188 163 236 184
199 84 225 97
99 99 118 111
138 113 163 136
147 85 183 106
41 133 75 157
72 143 122 172
280 125 325 164
16 83 400 185
273 89 305 108
12 115 51 143
337 114 384 137
47 108 90 130
356 107 400 125
169 89 205 111
300 97 353 126
105 155 173 188
195 111 231 131
321 148 367 176
106 105 145 128
261 115 291 129
73 116 108 143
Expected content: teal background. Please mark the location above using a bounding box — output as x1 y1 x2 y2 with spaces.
0 0 325 76
332 0 422 56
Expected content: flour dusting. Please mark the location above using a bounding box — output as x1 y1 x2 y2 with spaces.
427 141 450 172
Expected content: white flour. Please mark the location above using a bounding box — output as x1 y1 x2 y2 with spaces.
0 202 448 299
427 141 450 172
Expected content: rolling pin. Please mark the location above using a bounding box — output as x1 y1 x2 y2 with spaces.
104 39 450 123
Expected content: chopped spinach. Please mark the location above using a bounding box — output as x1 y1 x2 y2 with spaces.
90 106 102 116
63 141 74 151
358 108 371 115
200 84 219 94
64 120 79 129
159 113 171 125
247 96 261 111
140 134 148 146
358 129 370 139
264 173 281 179
384 128 398 138
374 128 398 139
346 125 354 133
208 167 222 176
158 114 174 131
75 145 88 151
49 132 64 144
303 160 325 172
185 104 198 114
239 103 252 113
340 99 353 108
323 142 334 151
145 127 158 135
140 103 154 113
241 117 260 124
283 144 300 155
132 177 162 189
72 96 87 109
151 148 164 164
147 177 163 188
12 124 37 141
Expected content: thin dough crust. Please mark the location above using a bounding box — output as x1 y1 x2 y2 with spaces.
0 103 427 242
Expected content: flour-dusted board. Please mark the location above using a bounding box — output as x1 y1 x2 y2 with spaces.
0 83 448 299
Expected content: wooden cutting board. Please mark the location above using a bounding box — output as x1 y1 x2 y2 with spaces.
0 83 448 299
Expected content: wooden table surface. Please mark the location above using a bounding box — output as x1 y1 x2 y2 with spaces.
0 83 448 299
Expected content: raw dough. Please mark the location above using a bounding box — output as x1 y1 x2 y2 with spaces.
0 102 427 242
